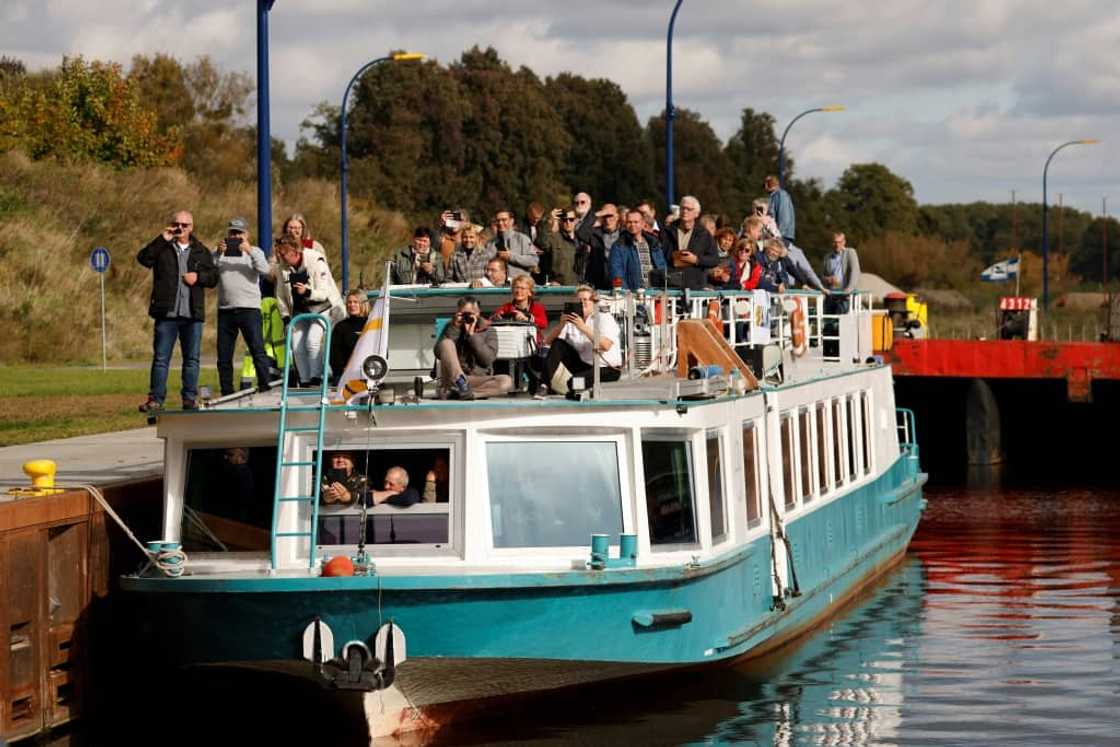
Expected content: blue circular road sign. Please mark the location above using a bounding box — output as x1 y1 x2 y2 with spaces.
90 246 110 273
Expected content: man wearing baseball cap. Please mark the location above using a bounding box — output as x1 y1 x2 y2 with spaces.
214 217 274 396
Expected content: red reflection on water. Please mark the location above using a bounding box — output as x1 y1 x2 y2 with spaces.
910 485 1120 639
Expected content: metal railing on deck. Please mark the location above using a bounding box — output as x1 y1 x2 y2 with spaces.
896 407 918 457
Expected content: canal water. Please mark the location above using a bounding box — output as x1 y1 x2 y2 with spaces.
437 481 1120 746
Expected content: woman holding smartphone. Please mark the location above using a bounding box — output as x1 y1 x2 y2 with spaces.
271 235 344 387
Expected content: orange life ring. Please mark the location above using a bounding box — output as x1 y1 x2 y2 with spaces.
790 304 807 356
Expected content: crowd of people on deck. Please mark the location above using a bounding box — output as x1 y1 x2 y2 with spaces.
135 175 861 411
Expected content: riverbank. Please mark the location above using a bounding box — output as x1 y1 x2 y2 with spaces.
0 365 218 446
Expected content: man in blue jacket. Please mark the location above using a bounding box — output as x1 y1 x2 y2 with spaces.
136 210 218 413
765 175 796 245
610 209 666 290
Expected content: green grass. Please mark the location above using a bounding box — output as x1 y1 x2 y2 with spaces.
0 365 220 446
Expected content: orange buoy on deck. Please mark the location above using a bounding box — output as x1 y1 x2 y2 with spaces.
322 556 355 577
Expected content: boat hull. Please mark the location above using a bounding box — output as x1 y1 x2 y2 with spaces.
120 454 924 737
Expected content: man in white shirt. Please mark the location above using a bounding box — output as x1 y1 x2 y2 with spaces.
542 285 622 394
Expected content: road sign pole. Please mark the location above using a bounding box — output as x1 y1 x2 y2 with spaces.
90 246 111 370
100 271 107 370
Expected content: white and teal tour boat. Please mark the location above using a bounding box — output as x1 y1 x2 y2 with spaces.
120 285 926 740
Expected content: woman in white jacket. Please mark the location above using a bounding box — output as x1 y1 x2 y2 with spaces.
272 235 344 386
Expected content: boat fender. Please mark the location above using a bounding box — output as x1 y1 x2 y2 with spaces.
632 610 693 629
790 304 807 356
322 555 355 577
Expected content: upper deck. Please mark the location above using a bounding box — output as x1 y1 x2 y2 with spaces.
171 286 881 419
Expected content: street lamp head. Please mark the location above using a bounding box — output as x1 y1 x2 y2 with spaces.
821 105 846 112
391 52 426 62
1077 138 1099 145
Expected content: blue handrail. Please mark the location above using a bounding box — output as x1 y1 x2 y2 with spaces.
270 313 334 570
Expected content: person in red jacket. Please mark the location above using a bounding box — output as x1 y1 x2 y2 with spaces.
490 275 547 341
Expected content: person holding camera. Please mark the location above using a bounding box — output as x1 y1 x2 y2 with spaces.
272 235 344 387
491 275 548 336
136 209 218 413
212 217 274 396
485 209 537 280
390 226 446 285
542 285 622 394
433 296 513 400
536 207 580 285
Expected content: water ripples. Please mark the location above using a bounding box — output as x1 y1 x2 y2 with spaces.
447 485 1120 746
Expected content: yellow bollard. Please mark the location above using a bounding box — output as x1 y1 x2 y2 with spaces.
6 459 63 497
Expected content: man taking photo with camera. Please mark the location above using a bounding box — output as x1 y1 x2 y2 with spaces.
213 217 274 396
433 296 513 400
136 209 218 413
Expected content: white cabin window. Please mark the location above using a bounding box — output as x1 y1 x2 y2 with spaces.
861 391 874 475
705 430 727 544
833 399 848 485
799 408 814 503
816 403 831 495
846 396 860 479
487 441 622 548
741 422 761 528
780 414 796 509
642 434 697 546
182 445 276 552
317 446 452 549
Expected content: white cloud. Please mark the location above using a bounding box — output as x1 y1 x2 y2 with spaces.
2 0 1115 213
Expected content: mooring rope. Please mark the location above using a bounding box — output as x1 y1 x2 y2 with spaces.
69 483 187 577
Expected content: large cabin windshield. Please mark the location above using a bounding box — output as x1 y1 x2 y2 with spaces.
487 441 622 548
182 446 275 552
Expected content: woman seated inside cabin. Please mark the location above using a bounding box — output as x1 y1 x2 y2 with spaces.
541 285 622 394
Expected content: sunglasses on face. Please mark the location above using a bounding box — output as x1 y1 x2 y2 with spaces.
172 222 191 228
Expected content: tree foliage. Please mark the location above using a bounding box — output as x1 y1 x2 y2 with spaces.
647 107 733 215
128 54 255 182
724 107 782 211
828 163 920 243
859 232 981 290
0 56 179 167
544 73 653 206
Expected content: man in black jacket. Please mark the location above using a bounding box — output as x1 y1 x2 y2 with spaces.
136 210 218 412
660 195 720 289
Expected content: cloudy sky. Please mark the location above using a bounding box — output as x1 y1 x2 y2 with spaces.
4 1 1117 213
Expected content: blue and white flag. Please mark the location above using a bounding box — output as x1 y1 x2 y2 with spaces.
980 257 1020 282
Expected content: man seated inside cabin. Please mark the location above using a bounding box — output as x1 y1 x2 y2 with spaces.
433 296 514 400
541 284 622 394
369 466 420 507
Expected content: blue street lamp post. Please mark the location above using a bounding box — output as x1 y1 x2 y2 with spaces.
256 0 276 258
778 105 844 190
1041 139 1097 310
664 0 685 210
339 53 424 293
